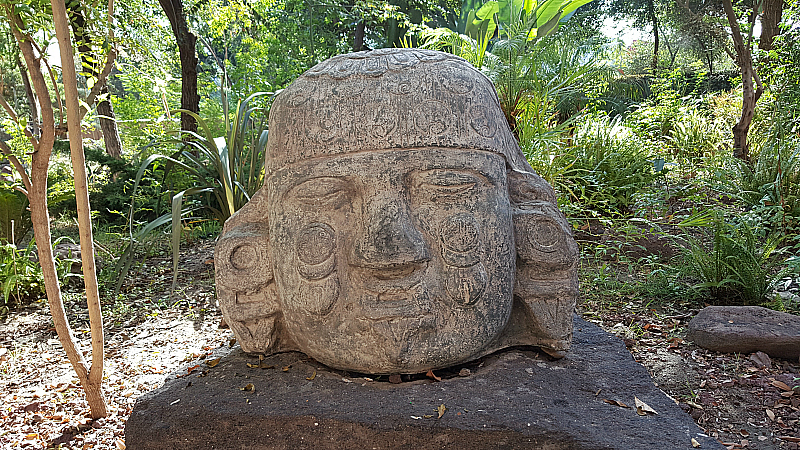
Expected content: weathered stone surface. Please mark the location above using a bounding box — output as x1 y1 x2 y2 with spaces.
125 316 722 450
214 48 578 374
688 306 800 360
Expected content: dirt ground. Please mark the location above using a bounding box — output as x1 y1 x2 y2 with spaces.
1 238 799 449
582 308 800 450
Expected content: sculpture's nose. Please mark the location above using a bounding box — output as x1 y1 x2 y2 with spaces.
350 197 430 269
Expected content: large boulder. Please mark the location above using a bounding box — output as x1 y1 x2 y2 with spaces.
687 306 800 360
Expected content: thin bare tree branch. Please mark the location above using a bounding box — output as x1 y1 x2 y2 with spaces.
0 140 32 193
0 87 37 143
29 39 65 130
0 86 19 122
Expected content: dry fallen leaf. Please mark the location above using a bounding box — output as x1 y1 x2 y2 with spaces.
306 371 316 381
437 404 446 419
187 364 200 374
602 398 630 409
426 369 441 382
685 401 703 410
241 383 255 392
246 363 259 368
766 409 775 421
691 437 701 447
115 439 126 450
739 430 749 437
282 365 291 372
206 357 221 368
771 380 792 392
779 436 800 443
25 433 38 440
634 396 658 415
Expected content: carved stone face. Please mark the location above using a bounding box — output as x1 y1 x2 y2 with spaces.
214 48 578 375
267 149 514 373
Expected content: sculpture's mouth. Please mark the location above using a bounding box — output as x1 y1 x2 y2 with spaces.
353 262 433 321
360 290 430 321
355 261 428 292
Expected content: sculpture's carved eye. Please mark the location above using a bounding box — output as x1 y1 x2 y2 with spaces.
288 177 352 208
415 170 482 200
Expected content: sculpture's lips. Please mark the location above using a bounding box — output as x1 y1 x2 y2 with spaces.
355 261 428 292
355 262 432 321
360 288 430 321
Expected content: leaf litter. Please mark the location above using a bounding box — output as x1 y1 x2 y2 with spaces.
0 238 229 449
579 250 800 450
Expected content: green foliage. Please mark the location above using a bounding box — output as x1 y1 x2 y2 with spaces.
0 241 43 308
120 92 272 293
0 180 31 245
666 107 725 165
558 113 658 218
0 236 85 312
686 212 789 306
82 147 153 226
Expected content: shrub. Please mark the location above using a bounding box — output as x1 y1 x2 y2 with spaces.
685 212 789 305
560 113 659 218
116 92 272 293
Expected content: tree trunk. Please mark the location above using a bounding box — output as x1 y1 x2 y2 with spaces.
67 1 123 159
96 90 122 159
733 61 761 163
723 0 763 164
15 55 39 137
354 20 365 51
159 0 199 134
760 0 784 52
51 0 108 419
6 5 108 418
648 0 659 71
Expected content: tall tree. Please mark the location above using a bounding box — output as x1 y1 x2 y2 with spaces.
678 0 787 162
67 0 123 158
159 0 199 134
759 0 785 51
605 0 667 71
722 0 763 163
0 0 114 419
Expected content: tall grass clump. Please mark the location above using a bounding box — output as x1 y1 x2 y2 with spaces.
685 212 790 305
554 113 658 219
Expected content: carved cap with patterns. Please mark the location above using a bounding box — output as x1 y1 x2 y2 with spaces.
265 48 534 176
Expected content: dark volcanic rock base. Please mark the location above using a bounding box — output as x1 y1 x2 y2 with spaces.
125 316 722 450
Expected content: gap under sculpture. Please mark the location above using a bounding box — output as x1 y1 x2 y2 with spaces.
214 48 578 375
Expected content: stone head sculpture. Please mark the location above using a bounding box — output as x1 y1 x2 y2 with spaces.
215 48 578 375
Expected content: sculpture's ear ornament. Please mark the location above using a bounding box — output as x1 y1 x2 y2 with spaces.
214 190 298 355
496 170 579 358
